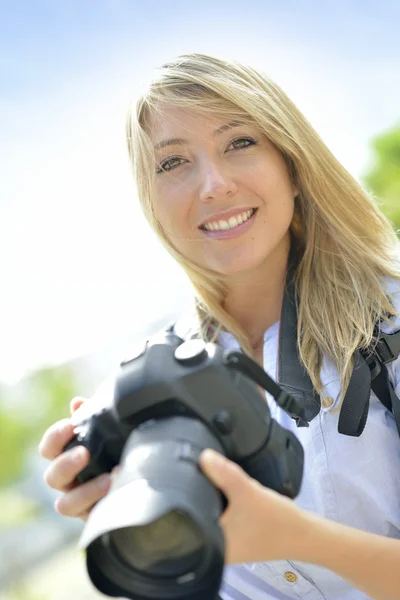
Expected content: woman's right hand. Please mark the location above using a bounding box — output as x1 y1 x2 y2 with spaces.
38 397 112 522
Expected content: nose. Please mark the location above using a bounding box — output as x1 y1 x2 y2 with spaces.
198 159 237 203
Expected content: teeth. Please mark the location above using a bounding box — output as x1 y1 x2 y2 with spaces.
203 209 255 231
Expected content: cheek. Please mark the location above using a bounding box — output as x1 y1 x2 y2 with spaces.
155 185 192 231
154 194 199 257
154 191 179 233
273 192 295 226
257 163 296 206
254 174 295 231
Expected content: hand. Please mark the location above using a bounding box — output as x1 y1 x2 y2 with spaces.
199 449 309 565
38 397 112 521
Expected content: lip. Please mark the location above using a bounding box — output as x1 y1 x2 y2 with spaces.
198 206 258 229
200 207 258 240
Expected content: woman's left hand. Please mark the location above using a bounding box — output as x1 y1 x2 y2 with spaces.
199 449 311 565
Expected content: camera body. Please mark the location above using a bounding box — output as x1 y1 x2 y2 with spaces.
67 331 303 496
65 331 304 600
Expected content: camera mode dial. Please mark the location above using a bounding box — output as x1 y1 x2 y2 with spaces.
174 339 208 366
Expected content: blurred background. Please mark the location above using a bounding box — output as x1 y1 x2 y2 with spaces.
1 1 399 599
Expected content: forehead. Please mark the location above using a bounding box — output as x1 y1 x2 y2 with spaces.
147 106 239 145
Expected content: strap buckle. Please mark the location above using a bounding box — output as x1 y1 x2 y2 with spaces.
224 351 309 426
364 352 382 380
375 331 400 364
363 329 400 381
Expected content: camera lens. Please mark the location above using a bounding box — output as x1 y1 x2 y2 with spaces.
109 509 204 577
80 417 226 600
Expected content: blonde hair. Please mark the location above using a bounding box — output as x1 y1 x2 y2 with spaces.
126 53 400 400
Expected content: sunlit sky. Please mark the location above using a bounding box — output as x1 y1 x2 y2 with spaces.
1 1 400 384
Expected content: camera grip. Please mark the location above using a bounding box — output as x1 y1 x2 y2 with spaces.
238 420 304 498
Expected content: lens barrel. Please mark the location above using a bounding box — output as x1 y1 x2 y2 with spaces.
80 416 226 600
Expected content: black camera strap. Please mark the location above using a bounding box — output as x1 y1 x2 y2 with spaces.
338 328 400 437
277 268 321 425
278 268 400 437
168 260 400 437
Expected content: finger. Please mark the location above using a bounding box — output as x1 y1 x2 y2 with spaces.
199 449 250 500
76 510 90 522
38 419 76 461
43 445 90 491
55 473 112 518
70 396 86 415
111 465 120 478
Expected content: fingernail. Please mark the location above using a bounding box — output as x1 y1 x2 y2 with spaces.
99 474 112 490
201 449 222 469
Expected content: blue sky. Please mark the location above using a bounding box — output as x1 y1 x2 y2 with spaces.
1 1 400 383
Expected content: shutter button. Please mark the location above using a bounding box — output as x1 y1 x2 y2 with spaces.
174 339 207 366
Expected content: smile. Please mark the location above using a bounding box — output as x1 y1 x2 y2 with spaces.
199 208 258 240
200 208 257 231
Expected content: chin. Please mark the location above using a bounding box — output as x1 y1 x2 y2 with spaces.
209 251 270 277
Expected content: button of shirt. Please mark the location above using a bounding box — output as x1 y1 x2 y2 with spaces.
284 571 298 583
321 396 335 409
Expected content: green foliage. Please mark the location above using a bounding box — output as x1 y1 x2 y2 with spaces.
0 404 30 486
363 124 400 233
27 365 79 433
0 365 79 488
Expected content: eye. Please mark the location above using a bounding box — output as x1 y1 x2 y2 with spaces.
155 137 257 173
156 156 186 174
228 137 257 151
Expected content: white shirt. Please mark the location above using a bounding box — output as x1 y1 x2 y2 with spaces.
175 276 400 600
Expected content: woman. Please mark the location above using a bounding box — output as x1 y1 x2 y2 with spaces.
39 54 400 600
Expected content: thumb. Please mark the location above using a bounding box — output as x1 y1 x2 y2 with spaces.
199 449 248 498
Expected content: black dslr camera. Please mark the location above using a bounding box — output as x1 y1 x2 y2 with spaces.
66 331 306 600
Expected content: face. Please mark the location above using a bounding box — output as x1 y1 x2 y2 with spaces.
148 106 297 277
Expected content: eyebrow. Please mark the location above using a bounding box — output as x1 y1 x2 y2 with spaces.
153 121 243 151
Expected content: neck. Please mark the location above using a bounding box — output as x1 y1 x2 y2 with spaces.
223 236 291 350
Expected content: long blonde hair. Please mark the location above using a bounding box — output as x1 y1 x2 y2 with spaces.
126 53 400 400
